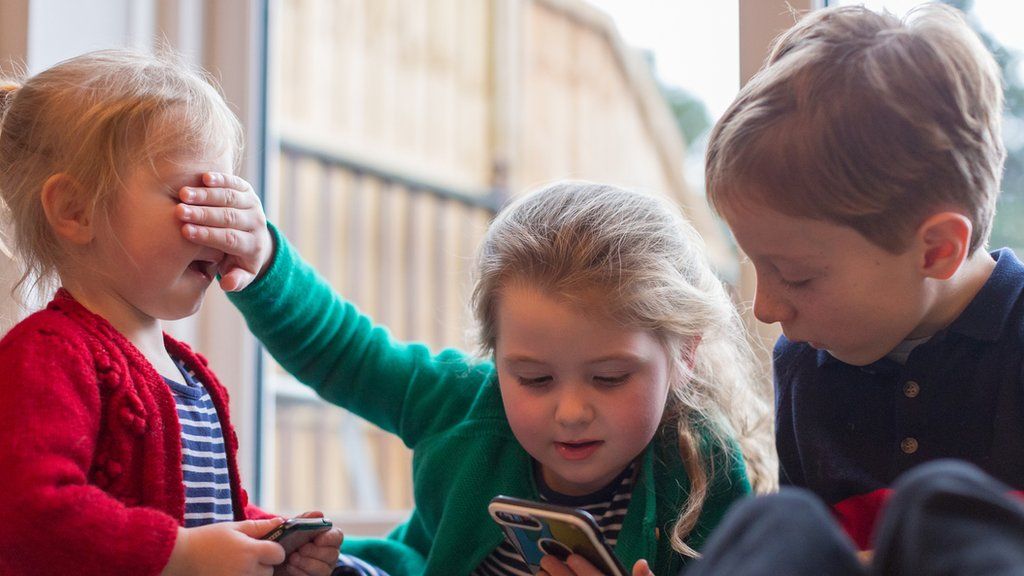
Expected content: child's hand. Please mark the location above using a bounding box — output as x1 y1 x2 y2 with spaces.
163 519 287 576
274 511 344 576
177 172 273 292
538 554 654 576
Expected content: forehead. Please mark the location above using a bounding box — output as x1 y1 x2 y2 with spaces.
720 200 865 263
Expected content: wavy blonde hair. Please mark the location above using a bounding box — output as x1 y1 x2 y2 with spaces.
471 181 774 557
0 48 241 295
706 4 1004 253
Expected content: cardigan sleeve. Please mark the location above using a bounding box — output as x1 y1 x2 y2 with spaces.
228 225 496 446
0 318 179 576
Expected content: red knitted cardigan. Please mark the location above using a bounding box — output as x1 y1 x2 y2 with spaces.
0 290 271 575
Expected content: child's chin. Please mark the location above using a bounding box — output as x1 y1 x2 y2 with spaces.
163 295 207 320
828 347 885 367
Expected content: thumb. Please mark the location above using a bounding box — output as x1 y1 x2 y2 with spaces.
236 517 286 539
632 558 655 576
218 269 249 292
233 518 288 566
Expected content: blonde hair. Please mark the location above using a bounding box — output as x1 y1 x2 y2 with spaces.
706 3 1005 253
471 181 774 557
0 48 242 294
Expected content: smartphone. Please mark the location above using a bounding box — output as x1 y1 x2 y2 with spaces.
488 495 627 576
260 517 333 556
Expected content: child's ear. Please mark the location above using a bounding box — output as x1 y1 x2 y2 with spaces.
916 212 972 280
41 173 94 244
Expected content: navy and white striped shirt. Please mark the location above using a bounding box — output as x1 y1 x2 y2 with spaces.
164 357 234 527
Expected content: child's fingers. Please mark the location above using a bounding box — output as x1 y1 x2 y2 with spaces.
235 517 285 539
631 558 654 576
180 184 257 209
564 553 604 575
313 527 343 547
231 518 288 566
539 555 575 576
182 222 256 254
203 171 254 193
219 268 252 292
285 547 334 576
178 203 261 232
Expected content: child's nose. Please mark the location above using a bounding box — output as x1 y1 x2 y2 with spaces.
753 284 795 325
554 386 594 426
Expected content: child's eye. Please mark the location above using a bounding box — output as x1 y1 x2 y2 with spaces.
780 278 812 289
517 375 552 387
594 374 630 386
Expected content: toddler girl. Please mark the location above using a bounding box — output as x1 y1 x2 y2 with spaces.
0 49 343 576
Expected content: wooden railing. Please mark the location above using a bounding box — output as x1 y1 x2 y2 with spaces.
268 138 500 527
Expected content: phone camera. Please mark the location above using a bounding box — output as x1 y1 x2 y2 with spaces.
494 509 543 530
497 511 526 523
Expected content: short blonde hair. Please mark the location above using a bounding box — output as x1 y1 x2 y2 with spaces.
472 181 774 557
0 48 242 292
706 3 1005 253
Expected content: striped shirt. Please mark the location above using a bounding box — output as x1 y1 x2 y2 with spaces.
473 461 638 576
164 357 234 527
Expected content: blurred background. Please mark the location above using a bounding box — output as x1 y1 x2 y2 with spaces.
0 0 1021 536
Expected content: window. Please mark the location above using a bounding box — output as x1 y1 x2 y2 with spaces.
825 0 1024 253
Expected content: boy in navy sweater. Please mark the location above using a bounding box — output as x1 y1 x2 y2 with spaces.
697 3 1024 571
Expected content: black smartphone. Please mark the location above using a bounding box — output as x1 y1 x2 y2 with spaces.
488 495 627 576
260 517 333 556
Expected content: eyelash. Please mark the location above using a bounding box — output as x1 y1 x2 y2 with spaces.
594 374 630 386
515 374 631 387
780 278 812 289
517 376 551 387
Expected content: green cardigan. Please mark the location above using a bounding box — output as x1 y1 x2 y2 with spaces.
228 227 751 576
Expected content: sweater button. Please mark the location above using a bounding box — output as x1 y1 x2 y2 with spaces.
903 381 920 398
901 437 918 454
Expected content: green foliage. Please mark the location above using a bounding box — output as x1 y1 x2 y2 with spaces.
662 85 712 149
644 49 713 150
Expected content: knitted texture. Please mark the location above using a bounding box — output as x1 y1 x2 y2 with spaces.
0 290 269 576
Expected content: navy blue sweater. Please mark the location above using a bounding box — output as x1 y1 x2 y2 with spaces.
774 248 1024 549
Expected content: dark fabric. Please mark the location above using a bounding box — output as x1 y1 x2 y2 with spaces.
684 489 865 576
774 248 1024 546
686 460 1024 576
873 460 1024 576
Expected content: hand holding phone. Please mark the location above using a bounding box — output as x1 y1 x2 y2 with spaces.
260 517 333 556
489 495 627 576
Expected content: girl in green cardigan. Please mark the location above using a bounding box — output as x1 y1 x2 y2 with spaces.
177 180 773 576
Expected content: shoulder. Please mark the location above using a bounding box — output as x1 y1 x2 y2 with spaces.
1 304 96 358
0 306 111 406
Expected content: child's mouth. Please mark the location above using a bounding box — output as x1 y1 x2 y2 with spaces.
555 440 603 460
188 260 218 281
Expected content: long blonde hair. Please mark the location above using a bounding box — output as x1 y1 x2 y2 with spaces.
472 181 774 556
0 48 241 295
